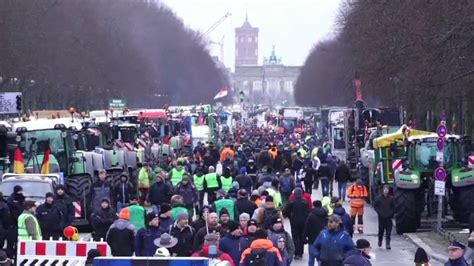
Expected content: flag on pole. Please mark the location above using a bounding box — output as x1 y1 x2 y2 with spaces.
213 86 229 100
40 142 51 174
13 148 25 174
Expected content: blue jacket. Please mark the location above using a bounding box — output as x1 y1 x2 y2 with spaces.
219 234 242 265
134 226 162 256
343 249 372 266
334 206 354 236
312 228 355 263
444 257 469 266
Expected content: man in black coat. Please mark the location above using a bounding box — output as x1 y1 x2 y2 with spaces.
304 200 328 259
283 188 310 260
6 185 24 258
235 189 257 218
54 185 74 228
335 160 352 201
91 199 117 241
170 212 195 256
36 193 62 240
106 208 135 256
146 174 173 209
113 173 134 211
0 192 10 249
373 185 395 249
235 168 253 193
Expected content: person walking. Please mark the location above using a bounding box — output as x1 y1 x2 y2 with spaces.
343 238 373 266
135 212 162 256
138 163 152 205
277 236 291 266
193 212 226 250
174 174 198 217
219 221 243 265
126 196 146 230
192 233 235 266
106 208 136 256
204 166 221 205
17 201 41 240
235 189 257 219
318 162 331 197
373 185 395 249
267 217 295 263
445 241 469 266
36 193 62 240
303 162 317 195
305 200 328 266
113 173 133 212
213 190 238 221
91 199 117 241
191 205 212 232
279 168 295 204
158 204 174 232
147 173 173 214
347 178 368 234
335 160 351 201
54 185 74 229
193 169 206 210
240 229 283 266
6 185 24 258
0 192 10 249
333 202 353 237
283 187 310 260
311 214 355 266
170 212 195 256
255 195 283 230
235 167 253 193
240 219 258 250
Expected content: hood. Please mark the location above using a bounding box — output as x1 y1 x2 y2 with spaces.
249 239 275 250
321 196 331 207
199 205 212 217
240 167 247 174
312 207 328 218
333 206 346 216
112 219 134 230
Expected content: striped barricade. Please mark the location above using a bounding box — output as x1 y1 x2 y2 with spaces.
17 256 86 266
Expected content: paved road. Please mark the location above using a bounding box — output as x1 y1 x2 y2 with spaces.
289 185 443 266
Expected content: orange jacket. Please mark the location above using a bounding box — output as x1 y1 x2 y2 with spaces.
347 182 368 208
268 148 278 159
240 239 282 264
220 147 235 162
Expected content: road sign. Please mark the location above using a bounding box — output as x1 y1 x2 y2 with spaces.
434 167 446 181
108 99 127 111
437 137 445 151
437 124 447 138
0 92 22 114
434 180 446 196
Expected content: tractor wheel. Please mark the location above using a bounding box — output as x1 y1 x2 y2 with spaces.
66 174 93 201
394 188 422 234
450 185 474 223
107 168 125 189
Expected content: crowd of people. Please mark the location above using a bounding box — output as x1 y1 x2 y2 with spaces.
1 124 473 266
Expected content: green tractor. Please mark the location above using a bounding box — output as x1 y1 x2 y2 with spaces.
369 129 474 233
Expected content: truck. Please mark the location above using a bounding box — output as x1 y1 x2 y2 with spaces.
277 107 303 134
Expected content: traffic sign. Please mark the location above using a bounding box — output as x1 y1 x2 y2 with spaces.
434 167 446 181
437 137 445 151
108 99 127 111
434 180 446 196
0 92 22 114
437 124 447 138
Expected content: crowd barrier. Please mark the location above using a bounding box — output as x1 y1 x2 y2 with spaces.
93 257 214 266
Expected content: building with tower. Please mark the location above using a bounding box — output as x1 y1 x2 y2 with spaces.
231 16 300 106
235 14 259 66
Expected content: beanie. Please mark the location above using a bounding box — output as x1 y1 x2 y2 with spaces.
159 203 172 216
146 212 159 224
227 221 240 233
45 192 54 199
14 185 23 194
176 212 188 222
220 207 229 217
119 208 130 220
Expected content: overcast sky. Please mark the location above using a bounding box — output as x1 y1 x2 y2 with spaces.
159 0 342 69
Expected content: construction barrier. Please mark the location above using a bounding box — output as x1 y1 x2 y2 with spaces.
17 256 86 266
17 239 111 264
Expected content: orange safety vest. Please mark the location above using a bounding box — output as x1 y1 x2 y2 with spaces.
348 183 368 208
268 149 278 160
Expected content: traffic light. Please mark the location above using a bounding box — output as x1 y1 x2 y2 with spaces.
16 95 22 112
239 90 245 103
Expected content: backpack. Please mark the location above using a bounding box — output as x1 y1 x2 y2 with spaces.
249 248 267 266
262 208 279 229
280 177 292 194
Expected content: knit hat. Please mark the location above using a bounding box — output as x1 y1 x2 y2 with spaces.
254 229 268 239
204 233 219 245
239 167 247 174
313 200 322 208
146 212 159 224
272 217 283 225
119 208 130 220
238 189 248 197
14 185 23 194
251 190 259 196
239 213 250 221
159 203 172 215
176 212 188 222
45 192 54 199
414 247 429 263
247 219 258 227
227 221 240 233
220 207 229 217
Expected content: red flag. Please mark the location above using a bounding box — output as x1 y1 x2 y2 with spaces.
214 86 229 100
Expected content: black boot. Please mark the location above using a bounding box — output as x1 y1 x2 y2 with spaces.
386 240 391 250
378 239 382 247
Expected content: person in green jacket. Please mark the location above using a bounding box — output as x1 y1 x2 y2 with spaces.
138 163 152 205
213 189 238 221
169 161 186 187
126 196 146 230
220 167 233 193
322 196 334 215
170 195 190 220
204 166 221 205
18 201 42 240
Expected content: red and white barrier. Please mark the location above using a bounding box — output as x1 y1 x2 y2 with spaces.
392 159 403 173
17 256 86 266
73 201 82 218
124 142 134 151
18 239 111 258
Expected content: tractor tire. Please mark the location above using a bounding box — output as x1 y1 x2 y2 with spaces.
107 168 125 189
450 185 474 224
394 188 422 234
66 174 93 201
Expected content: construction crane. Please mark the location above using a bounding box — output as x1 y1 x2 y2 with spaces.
210 35 225 63
201 12 232 37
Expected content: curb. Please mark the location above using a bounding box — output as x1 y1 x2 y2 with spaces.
404 233 447 263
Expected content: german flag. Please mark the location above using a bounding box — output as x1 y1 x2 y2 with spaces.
40 142 51 174
13 148 25 174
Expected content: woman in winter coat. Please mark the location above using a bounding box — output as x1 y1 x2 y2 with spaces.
277 236 290 266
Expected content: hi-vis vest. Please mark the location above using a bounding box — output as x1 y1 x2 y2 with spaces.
193 174 205 191
205 173 219 189
170 168 185 187
18 212 42 240
348 183 368 208
220 176 233 192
